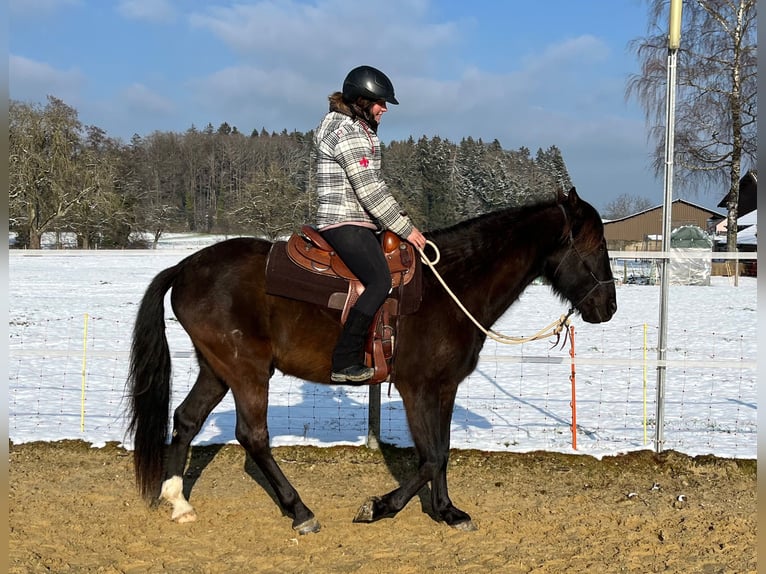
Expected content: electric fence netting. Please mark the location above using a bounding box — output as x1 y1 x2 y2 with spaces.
9 250 756 459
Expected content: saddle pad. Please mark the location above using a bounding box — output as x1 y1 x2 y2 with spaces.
265 241 423 315
266 241 349 309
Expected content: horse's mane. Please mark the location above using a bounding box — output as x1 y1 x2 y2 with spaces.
424 197 560 273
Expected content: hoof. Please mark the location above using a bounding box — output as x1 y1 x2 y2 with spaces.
451 519 477 532
293 517 321 535
172 510 197 524
353 497 380 523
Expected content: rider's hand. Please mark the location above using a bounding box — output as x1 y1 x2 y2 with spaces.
406 227 427 251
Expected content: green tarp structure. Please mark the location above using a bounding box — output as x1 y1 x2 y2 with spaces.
670 225 714 249
668 225 713 285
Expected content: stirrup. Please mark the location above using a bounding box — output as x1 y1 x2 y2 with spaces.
331 364 374 383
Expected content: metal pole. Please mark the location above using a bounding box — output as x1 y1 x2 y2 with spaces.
655 0 683 454
367 384 381 449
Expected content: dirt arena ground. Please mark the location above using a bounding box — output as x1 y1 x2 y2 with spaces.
9 440 756 573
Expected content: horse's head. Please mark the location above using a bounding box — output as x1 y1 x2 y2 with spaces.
543 188 617 323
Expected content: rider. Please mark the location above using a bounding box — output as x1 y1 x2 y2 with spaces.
314 65 427 383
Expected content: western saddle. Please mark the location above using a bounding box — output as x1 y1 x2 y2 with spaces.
266 225 422 384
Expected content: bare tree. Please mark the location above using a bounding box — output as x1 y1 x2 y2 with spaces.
9 97 117 248
626 0 757 251
130 131 188 246
232 162 307 240
602 193 655 220
10 93 585 243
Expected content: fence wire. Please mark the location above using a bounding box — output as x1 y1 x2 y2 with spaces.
9 314 756 459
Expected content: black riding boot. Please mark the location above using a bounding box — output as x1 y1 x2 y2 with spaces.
331 308 375 383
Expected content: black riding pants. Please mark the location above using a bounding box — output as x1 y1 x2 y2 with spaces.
320 225 391 317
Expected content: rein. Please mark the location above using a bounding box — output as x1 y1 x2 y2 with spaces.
416 241 572 346
415 203 611 348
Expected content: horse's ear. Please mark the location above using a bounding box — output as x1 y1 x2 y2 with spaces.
557 186 579 205
567 187 579 207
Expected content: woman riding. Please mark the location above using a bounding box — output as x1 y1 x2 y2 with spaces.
314 65 427 383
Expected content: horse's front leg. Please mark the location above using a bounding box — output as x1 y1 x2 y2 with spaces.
354 379 475 530
353 461 433 523
428 381 476 531
353 379 435 523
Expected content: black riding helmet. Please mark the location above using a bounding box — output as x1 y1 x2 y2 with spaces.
342 65 399 105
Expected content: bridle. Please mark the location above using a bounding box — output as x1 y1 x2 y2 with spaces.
415 203 613 348
553 204 614 317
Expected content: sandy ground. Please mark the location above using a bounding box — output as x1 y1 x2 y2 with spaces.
9 440 756 573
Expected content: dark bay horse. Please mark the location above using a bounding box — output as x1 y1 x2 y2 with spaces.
126 187 616 533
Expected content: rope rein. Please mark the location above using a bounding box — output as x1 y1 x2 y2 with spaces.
416 241 572 346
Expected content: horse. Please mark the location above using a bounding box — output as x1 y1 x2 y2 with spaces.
126 187 617 534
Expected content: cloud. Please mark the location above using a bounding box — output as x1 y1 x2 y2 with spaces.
364 34 656 209
9 55 86 104
116 0 176 24
184 65 326 134
177 20 652 205
119 83 176 115
74 84 179 140
187 0 458 75
190 65 319 104
396 34 630 138
180 0 467 133
521 34 608 72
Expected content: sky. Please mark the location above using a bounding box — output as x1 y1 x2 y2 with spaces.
8 0 729 214
9 234 757 460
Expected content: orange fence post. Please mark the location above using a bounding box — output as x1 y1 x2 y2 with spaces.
569 325 576 450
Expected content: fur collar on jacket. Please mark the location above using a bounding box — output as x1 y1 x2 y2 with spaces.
328 92 379 133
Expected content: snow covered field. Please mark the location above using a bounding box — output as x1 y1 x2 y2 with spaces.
9 234 756 459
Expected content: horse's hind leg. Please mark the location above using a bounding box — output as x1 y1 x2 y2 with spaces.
231 373 320 534
161 359 228 523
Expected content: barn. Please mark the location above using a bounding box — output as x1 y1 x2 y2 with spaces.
604 171 756 277
603 199 724 252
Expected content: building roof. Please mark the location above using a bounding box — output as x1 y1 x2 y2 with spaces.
737 209 757 227
717 169 757 215
604 198 725 225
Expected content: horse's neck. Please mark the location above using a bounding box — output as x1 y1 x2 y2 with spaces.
431 205 563 326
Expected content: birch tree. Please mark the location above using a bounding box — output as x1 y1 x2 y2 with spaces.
626 0 757 250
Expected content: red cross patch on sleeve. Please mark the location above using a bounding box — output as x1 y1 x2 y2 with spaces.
359 156 369 167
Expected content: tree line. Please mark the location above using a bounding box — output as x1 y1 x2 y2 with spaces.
9 96 573 249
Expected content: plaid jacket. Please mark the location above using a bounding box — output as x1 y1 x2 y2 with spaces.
314 111 414 238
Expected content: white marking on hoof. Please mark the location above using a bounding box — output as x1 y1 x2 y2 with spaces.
174 508 198 523
452 520 478 532
293 517 321 535
160 476 197 523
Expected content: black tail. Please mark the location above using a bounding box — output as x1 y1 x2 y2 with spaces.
126 264 180 502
